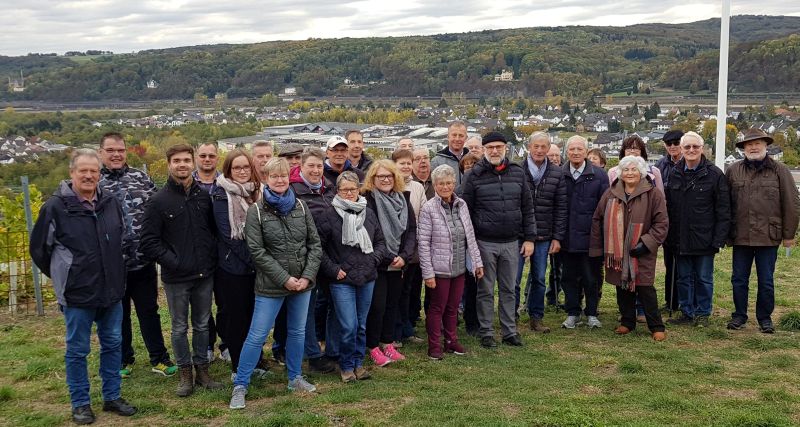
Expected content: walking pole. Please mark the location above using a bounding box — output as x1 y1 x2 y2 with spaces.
669 253 677 318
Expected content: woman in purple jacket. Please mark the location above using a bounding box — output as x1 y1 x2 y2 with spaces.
418 165 484 360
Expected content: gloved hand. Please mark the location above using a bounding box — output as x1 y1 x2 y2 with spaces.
629 241 650 258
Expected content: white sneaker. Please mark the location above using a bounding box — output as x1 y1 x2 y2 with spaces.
562 315 580 329
229 385 247 410
219 348 231 363
288 375 317 393
586 316 602 329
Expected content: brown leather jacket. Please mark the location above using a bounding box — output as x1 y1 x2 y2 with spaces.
726 156 799 247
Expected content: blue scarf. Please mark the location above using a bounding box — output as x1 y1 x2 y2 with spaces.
300 172 323 192
264 187 296 217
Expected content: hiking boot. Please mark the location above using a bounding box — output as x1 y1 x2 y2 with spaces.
229 385 247 410
194 363 223 390
727 317 747 330
354 366 371 380
562 315 580 329
219 348 231 363
614 325 631 335
586 316 602 329
445 341 466 355
340 370 356 383
652 331 666 342
72 404 95 425
151 361 177 377
287 376 317 393
308 356 337 374
102 398 137 417
759 320 775 334
480 336 497 349
502 334 523 347
382 343 405 361
694 316 710 328
530 318 551 333
176 365 194 397
119 364 132 379
667 312 694 325
369 347 392 367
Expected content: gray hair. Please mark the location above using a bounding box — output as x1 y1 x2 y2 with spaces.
680 131 704 146
447 120 467 131
431 164 456 184
70 148 101 169
566 135 588 150
618 155 648 177
396 137 414 148
465 135 482 145
252 140 274 150
528 131 551 146
336 171 360 188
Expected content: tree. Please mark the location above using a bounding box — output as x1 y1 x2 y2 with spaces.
438 98 448 108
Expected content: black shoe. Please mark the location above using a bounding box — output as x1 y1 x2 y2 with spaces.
273 351 286 366
480 336 497 348
72 404 95 425
465 328 479 338
759 320 775 334
727 317 746 330
667 313 694 325
308 356 336 374
502 334 523 347
102 398 137 416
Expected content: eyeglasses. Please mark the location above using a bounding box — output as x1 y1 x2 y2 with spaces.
103 148 126 155
338 188 359 195
484 145 506 152
375 174 394 181
232 166 251 172
682 145 703 151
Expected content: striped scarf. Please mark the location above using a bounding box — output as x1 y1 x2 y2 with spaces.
603 197 644 291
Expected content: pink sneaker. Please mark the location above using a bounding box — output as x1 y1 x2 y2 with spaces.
383 343 405 361
369 347 392 367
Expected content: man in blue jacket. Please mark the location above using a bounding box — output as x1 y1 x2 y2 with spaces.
31 149 137 425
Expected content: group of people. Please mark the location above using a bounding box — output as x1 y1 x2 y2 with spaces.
30 120 799 423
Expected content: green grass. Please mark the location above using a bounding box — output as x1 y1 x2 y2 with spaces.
0 248 799 426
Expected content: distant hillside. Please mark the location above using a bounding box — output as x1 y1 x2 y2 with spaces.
1 15 798 102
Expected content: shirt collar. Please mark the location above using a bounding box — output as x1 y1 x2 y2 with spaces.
570 161 586 176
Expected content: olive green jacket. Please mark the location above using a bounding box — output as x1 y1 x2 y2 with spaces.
245 198 321 297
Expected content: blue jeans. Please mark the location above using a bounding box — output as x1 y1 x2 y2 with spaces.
731 246 778 323
62 302 123 408
304 286 322 359
515 241 552 319
676 254 715 318
235 291 311 388
329 281 375 372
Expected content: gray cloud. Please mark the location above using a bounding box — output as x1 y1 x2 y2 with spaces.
0 0 797 55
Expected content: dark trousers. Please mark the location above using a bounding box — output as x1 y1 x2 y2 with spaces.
395 263 421 340
616 286 665 332
731 245 778 323
663 246 679 311
208 277 227 353
561 252 598 317
366 270 403 348
462 272 479 334
315 283 329 342
121 263 169 367
546 253 563 305
215 269 256 373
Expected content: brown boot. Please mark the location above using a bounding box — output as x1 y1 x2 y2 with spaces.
194 363 223 390
530 318 551 333
176 365 194 397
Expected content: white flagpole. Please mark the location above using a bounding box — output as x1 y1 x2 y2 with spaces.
715 0 731 169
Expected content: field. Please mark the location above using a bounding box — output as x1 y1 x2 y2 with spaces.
1 248 799 427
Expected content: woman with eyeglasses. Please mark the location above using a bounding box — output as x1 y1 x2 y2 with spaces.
363 159 417 366
316 171 389 382
607 135 664 192
230 157 322 409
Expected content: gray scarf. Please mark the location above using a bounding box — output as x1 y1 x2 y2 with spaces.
331 195 373 254
372 189 407 257
215 175 257 240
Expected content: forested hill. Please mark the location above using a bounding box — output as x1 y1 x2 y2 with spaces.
1 15 798 102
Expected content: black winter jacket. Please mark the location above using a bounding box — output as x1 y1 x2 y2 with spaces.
211 185 255 276
290 176 335 230
460 158 537 243
317 203 390 285
30 181 126 308
140 177 217 283
563 162 608 253
665 156 731 254
365 191 417 268
522 158 567 241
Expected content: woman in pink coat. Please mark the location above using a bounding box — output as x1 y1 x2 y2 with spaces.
417 165 484 360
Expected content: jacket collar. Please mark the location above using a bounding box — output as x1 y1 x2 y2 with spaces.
437 146 469 161
101 164 130 179
610 176 652 200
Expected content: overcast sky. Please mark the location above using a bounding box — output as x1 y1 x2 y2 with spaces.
2 1 798 56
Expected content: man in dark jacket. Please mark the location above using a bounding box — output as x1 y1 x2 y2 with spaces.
431 121 469 186
561 135 609 329
461 131 536 348
140 144 222 397
517 132 567 333
98 132 176 379
30 149 136 425
324 136 365 186
346 129 373 172
655 129 684 312
665 132 730 327
726 128 800 333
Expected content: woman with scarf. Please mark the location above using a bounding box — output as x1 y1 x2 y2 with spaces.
230 158 322 410
211 149 270 381
317 171 389 382
363 159 417 366
590 155 669 341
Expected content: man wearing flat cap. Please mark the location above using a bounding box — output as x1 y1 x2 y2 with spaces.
655 129 684 313
726 128 799 333
278 143 304 169
460 131 536 348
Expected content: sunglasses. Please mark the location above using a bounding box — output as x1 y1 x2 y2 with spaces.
664 140 680 146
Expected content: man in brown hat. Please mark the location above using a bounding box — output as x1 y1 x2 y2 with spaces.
278 143 304 169
726 128 799 333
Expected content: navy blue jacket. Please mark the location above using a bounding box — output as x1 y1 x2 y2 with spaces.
562 162 609 253
211 185 255 276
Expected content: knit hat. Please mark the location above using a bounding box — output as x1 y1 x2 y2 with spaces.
482 131 507 145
